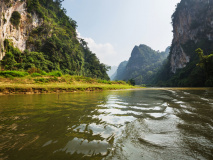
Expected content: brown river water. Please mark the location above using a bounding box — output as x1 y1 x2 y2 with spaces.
0 88 213 160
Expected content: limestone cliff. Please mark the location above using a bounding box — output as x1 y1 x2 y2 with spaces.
170 0 213 73
0 0 42 60
155 0 213 86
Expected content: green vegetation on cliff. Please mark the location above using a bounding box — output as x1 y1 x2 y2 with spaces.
196 48 213 86
10 11 21 27
1 0 109 80
154 41 213 87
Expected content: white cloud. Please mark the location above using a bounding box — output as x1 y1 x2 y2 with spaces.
77 31 118 66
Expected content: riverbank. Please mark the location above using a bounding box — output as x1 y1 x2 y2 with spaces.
0 74 137 95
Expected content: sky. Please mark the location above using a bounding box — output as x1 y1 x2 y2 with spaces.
62 0 181 66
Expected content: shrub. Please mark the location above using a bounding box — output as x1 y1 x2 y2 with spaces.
48 71 62 77
28 67 41 74
3 74 14 79
83 77 96 83
73 76 82 81
1 52 17 70
40 70 47 75
127 79 136 86
34 77 58 83
10 11 21 27
112 80 126 85
31 73 42 77
97 79 112 84
34 78 49 83
0 71 28 77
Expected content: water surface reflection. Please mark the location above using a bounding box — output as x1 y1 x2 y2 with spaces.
0 89 213 159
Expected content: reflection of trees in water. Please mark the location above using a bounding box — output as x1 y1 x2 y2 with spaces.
0 92 116 159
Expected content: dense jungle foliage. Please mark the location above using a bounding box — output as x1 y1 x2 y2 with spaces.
1 0 109 80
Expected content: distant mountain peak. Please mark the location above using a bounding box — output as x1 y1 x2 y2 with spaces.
114 45 169 84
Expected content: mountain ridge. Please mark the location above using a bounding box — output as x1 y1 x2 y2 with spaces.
113 45 169 84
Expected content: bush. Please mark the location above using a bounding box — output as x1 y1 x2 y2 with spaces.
48 71 62 77
28 67 41 74
127 79 136 86
97 79 112 84
3 74 14 79
31 73 42 77
1 52 17 70
112 80 126 85
34 77 58 83
34 78 49 83
0 71 28 77
82 77 96 83
40 70 47 75
10 11 21 27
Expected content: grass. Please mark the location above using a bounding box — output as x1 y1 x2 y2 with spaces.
0 71 139 94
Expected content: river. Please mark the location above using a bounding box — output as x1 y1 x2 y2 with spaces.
0 88 213 160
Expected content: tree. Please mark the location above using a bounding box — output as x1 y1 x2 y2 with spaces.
80 39 88 49
196 48 213 76
127 79 135 86
2 52 17 70
10 11 21 27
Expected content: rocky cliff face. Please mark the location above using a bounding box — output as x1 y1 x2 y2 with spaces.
0 0 42 60
170 0 213 73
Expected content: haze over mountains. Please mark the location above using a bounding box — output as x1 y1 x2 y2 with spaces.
107 66 117 79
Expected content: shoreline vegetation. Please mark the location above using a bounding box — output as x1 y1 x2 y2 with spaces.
0 71 138 95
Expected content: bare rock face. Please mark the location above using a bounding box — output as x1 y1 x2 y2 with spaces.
0 0 42 60
170 0 213 73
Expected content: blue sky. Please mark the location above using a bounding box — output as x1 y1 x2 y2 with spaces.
62 0 181 66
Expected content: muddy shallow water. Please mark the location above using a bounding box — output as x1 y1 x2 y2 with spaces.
0 88 213 159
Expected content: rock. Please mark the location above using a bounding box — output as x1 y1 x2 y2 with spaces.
0 0 43 60
170 0 213 73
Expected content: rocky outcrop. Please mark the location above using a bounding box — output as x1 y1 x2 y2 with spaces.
170 0 213 73
0 0 42 60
